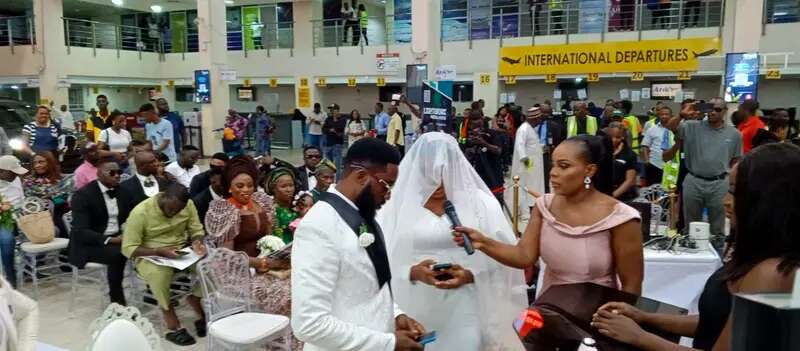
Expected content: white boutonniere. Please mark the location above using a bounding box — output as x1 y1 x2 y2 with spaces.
358 224 375 248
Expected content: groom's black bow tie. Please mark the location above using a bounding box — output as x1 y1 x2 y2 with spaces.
106 189 118 199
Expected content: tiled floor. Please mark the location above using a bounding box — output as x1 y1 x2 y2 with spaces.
32 148 304 351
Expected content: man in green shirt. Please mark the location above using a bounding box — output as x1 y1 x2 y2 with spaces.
122 183 207 346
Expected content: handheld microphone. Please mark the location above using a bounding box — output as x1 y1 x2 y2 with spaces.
443 200 475 255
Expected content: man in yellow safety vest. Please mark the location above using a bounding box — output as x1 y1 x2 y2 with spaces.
566 101 598 137
617 100 643 155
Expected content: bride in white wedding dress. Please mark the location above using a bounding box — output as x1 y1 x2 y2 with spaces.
379 132 527 351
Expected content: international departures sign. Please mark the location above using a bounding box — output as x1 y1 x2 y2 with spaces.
498 38 720 76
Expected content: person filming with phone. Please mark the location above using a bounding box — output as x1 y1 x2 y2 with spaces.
380 133 527 350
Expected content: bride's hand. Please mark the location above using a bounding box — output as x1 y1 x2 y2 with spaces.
452 226 488 251
409 259 438 286
434 264 474 290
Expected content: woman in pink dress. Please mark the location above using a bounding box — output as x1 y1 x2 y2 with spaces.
455 134 644 295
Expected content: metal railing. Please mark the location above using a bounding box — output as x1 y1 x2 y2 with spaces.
0 16 35 53
311 15 410 55
442 0 725 45
226 22 295 57
63 17 163 57
765 0 800 24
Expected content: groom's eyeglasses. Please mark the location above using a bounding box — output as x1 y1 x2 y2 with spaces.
350 163 394 192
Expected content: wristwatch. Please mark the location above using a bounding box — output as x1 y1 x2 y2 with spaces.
104 237 112 245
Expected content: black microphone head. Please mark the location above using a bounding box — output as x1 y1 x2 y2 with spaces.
443 200 456 212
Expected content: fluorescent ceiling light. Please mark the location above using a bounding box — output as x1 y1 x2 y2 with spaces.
150 5 163 13
575 78 583 83
10 85 19 90
225 0 234 4
111 0 123 6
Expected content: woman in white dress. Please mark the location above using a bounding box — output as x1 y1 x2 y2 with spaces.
345 109 366 147
379 132 527 351
97 111 132 167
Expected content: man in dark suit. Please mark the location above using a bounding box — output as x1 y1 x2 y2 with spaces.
118 150 171 225
537 103 566 192
188 152 228 198
69 159 128 305
193 167 225 224
296 145 322 191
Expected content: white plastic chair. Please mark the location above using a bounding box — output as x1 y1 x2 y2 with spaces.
61 211 109 313
197 247 291 351
16 197 70 298
88 303 162 351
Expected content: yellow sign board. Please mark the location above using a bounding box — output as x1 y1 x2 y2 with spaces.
677 71 691 80
298 87 311 108
376 77 386 87
39 99 50 106
92 87 99 94
499 38 720 76
479 74 491 85
155 85 162 93
167 80 175 87
631 72 644 81
243 79 251 87
269 79 278 88
587 73 600 82
766 69 781 80
505 76 517 85
317 78 327 87
545 74 557 83
347 77 357 87
300 78 309 87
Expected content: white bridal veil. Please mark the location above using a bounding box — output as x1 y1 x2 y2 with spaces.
379 132 527 350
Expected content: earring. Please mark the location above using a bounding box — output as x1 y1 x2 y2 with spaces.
584 176 592 190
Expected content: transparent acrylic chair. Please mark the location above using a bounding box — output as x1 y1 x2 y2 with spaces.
197 247 291 351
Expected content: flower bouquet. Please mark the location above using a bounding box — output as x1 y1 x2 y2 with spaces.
256 235 286 258
0 199 14 231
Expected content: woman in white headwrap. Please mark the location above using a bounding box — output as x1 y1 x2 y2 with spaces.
378 132 527 351
0 275 38 351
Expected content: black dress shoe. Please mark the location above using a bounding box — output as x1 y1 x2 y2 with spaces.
165 328 196 346
194 319 207 338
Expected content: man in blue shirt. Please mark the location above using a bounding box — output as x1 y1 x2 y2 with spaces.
156 98 185 154
141 103 177 163
374 102 390 142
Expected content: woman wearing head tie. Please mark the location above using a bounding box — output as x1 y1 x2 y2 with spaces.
379 132 527 351
454 134 644 296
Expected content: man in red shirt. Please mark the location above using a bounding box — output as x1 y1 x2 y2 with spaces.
737 99 765 153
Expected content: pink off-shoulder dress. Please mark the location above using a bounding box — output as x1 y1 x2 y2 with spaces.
537 194 641 295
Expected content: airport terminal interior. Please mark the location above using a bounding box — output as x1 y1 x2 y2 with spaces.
0 0 799 350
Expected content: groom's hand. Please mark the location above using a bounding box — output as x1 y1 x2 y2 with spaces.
395 314 425 338
394 330 423 351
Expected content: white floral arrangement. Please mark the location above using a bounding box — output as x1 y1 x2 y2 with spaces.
257 235 286 258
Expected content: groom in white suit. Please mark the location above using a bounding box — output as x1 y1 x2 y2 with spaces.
292 138 426 351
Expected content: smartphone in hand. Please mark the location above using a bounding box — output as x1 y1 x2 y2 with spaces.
419 331 437 345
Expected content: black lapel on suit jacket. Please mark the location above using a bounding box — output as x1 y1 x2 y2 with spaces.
318 192 392 290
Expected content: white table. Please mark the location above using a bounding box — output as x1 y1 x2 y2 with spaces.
536 247 721 314
642 247 721 314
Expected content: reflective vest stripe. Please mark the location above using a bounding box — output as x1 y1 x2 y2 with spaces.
661 131 681 190
567 116 598 137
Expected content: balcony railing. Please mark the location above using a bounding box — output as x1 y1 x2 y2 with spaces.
0 16 35 52
311 15 410 55
63 17 163 57
442 0 724 45
226 21 295 56
765 0 800 24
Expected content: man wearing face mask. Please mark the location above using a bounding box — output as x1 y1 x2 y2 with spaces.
188 152 228 198
69 159 128 305
122 183 207 346
292 138 427 351
192 166 224 224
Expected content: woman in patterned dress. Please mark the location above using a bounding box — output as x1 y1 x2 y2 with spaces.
262 167 298 243
205 156 300 350
23 151 74 237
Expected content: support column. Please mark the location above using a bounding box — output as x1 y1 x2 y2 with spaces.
196 0 231 156
473 72 499 114
33 0 68 107
293 0 319 116
411 0 442 68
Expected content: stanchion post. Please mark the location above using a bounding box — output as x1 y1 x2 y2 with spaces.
513 175 521 237
669 185 677 231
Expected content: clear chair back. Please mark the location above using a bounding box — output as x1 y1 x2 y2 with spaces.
197 247 254 323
